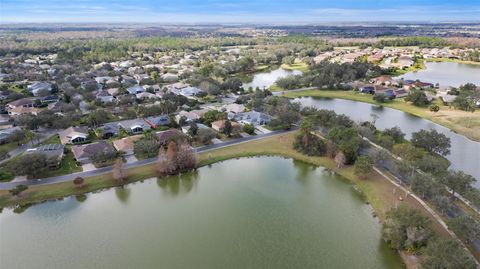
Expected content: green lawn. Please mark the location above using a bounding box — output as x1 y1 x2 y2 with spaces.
281 61 309 72
35 149 82 178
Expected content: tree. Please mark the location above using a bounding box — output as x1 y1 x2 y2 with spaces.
416 154 450 176
411 129 451 156
405 90 430 106
411 174 439 199
73 177 85 188
188 122 198 136
442 171 476 197
243 124 255 135
334 152 346 168
449 215 480 244
9 184 28 197
112 158 127 184
382 126 405 143
196 128 216 145
392 143 425 163
373 93 388 103
7 129 26 144
382 206 432 251
223 120 233 136
10 153 47 178
422 238 477 269
327 127 361 164
354 156 374 178
202 110 225 126
429 104 440 112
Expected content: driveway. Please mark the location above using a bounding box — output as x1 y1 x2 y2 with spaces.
81 163 97 172
125 155 138 163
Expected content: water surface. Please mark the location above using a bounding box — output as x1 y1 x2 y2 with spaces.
397 61 480 87
295 97 480 184
243 68 302 90
0 157 403 269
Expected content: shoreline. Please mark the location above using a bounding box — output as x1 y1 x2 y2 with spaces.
282 89 480 142
1 132 476 268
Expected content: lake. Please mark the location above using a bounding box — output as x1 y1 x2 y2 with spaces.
295 97 480 184
0 157 403 269
397 61 480 87
243 68 302 90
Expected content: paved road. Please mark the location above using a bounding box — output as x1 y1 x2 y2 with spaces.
0 129 57 165
0 128 296 190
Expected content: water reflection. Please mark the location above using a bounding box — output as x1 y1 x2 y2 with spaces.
157 170 199 196
75 194 87 203
292 159 315 184
115 186 131 204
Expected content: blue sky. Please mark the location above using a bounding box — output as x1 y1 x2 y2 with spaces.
1 0 479 23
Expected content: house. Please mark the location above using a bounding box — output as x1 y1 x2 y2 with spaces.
96 122 120 139
370 76 398 86
211 120 241 133
222 103 246 114
28 81 52 96
175 110 201 124
177 87 203 98
136 92 158 100
40 95 60 105
96 91 115 103
0 126 21 144
234 111 271 126
6 98 35 110
112 135 142 156
0 114 13 129
26 144 65 168
441 95 457 104
181 123 211 134
118 119 151 134
156 129 185 145
394 89 408 98
144 115 170 129
71 142 116 164
8 106 41 116
58 126 89 145
376 89 396 100
126 85 145 95
360 86 375 94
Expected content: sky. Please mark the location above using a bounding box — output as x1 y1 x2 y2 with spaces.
1 0 479 23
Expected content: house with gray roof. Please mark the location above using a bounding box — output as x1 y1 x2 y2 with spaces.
58 126 89 145
234 111 271 126
26 144 65 168
28 81 52 96
118 119 151 134
144 115 170 129
126 85 145 95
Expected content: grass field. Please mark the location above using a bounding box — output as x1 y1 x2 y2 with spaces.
281 61 309 72
283 89 480 142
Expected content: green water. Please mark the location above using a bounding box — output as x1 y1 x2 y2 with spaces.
0 157 404 269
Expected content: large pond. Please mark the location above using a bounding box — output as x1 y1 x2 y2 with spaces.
295 97 480 184
397 61 480 87
243 68 302 90
0 157 403 269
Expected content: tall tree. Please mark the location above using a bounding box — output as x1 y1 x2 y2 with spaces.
411 129 451 156
422 238 477 269
442 171 476 198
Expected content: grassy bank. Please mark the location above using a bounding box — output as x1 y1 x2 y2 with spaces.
2 131 467 268
280 61 309 72
283 89 480 142
426 58 480 66
0 133 454 237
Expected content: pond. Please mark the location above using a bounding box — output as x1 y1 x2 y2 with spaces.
0 157 403 269
397 61 480 87
242 68 302 90
295 97 480 185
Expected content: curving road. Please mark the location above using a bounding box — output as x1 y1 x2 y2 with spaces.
0 129 296 190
